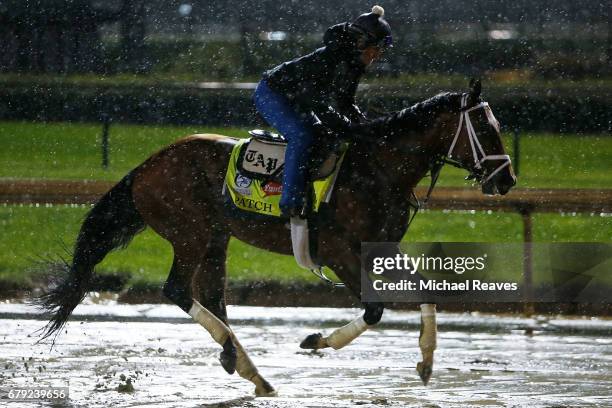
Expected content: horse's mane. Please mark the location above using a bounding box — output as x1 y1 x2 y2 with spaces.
394 92 460 125
359 92 461 139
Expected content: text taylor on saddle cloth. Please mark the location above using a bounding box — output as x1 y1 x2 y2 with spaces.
253 5 393 218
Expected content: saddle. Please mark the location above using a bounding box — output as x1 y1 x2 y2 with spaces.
223 128 347 218
236 129 344 183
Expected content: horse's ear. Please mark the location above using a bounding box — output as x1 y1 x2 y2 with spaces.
469 78 482 99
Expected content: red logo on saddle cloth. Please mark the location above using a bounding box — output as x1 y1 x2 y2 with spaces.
262 181 282 196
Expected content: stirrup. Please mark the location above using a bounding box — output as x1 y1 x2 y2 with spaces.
310 267 345 288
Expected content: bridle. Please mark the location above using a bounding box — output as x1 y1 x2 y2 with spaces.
446 94 511 185
414 94 512 229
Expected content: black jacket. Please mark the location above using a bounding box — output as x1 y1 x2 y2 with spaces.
263 23 367 124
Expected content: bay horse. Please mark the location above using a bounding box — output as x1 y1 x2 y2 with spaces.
36 80 515 396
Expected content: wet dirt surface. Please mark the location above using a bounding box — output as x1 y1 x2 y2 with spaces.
0 302 611 407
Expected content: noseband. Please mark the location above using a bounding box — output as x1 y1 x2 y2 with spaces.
447 95 511 184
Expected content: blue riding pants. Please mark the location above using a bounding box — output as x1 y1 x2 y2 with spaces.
253 80 314 213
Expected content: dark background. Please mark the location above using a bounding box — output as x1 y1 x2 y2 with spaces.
1 0 611 131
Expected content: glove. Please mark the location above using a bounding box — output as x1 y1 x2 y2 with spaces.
314 105 354 135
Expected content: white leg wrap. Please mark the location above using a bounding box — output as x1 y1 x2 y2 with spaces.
189 300 231 345
419 303 437 354
326 316 369 350
232 336 259 380
189 300 261 382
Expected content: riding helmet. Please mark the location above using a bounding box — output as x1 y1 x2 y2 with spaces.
349 5 393 49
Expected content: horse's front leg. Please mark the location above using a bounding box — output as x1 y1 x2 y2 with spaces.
300 301 384 350
300 239 383 350
417 303 437 385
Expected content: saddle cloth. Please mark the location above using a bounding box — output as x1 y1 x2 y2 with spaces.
224 131 346 218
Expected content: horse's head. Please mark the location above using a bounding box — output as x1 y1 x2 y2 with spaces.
445 80 516 195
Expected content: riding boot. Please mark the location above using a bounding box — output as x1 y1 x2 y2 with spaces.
280 187 307 218
280 152 310 218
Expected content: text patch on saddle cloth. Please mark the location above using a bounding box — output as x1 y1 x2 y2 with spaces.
238 138 285 178
224 139 344 217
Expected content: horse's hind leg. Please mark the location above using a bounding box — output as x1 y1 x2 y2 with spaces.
190 231 236 374
160 240 234 369
190 299 276 396
189 231 276 397
162 255 195 313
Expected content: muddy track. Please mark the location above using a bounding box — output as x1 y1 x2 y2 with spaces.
1 304 611 407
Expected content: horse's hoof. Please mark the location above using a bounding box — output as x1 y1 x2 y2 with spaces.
255 387 278 398
300 332 326 349
416 361 433 385
254 377 277 397
219 349 236 375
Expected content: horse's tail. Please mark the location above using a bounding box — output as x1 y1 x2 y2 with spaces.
34 172 145 341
